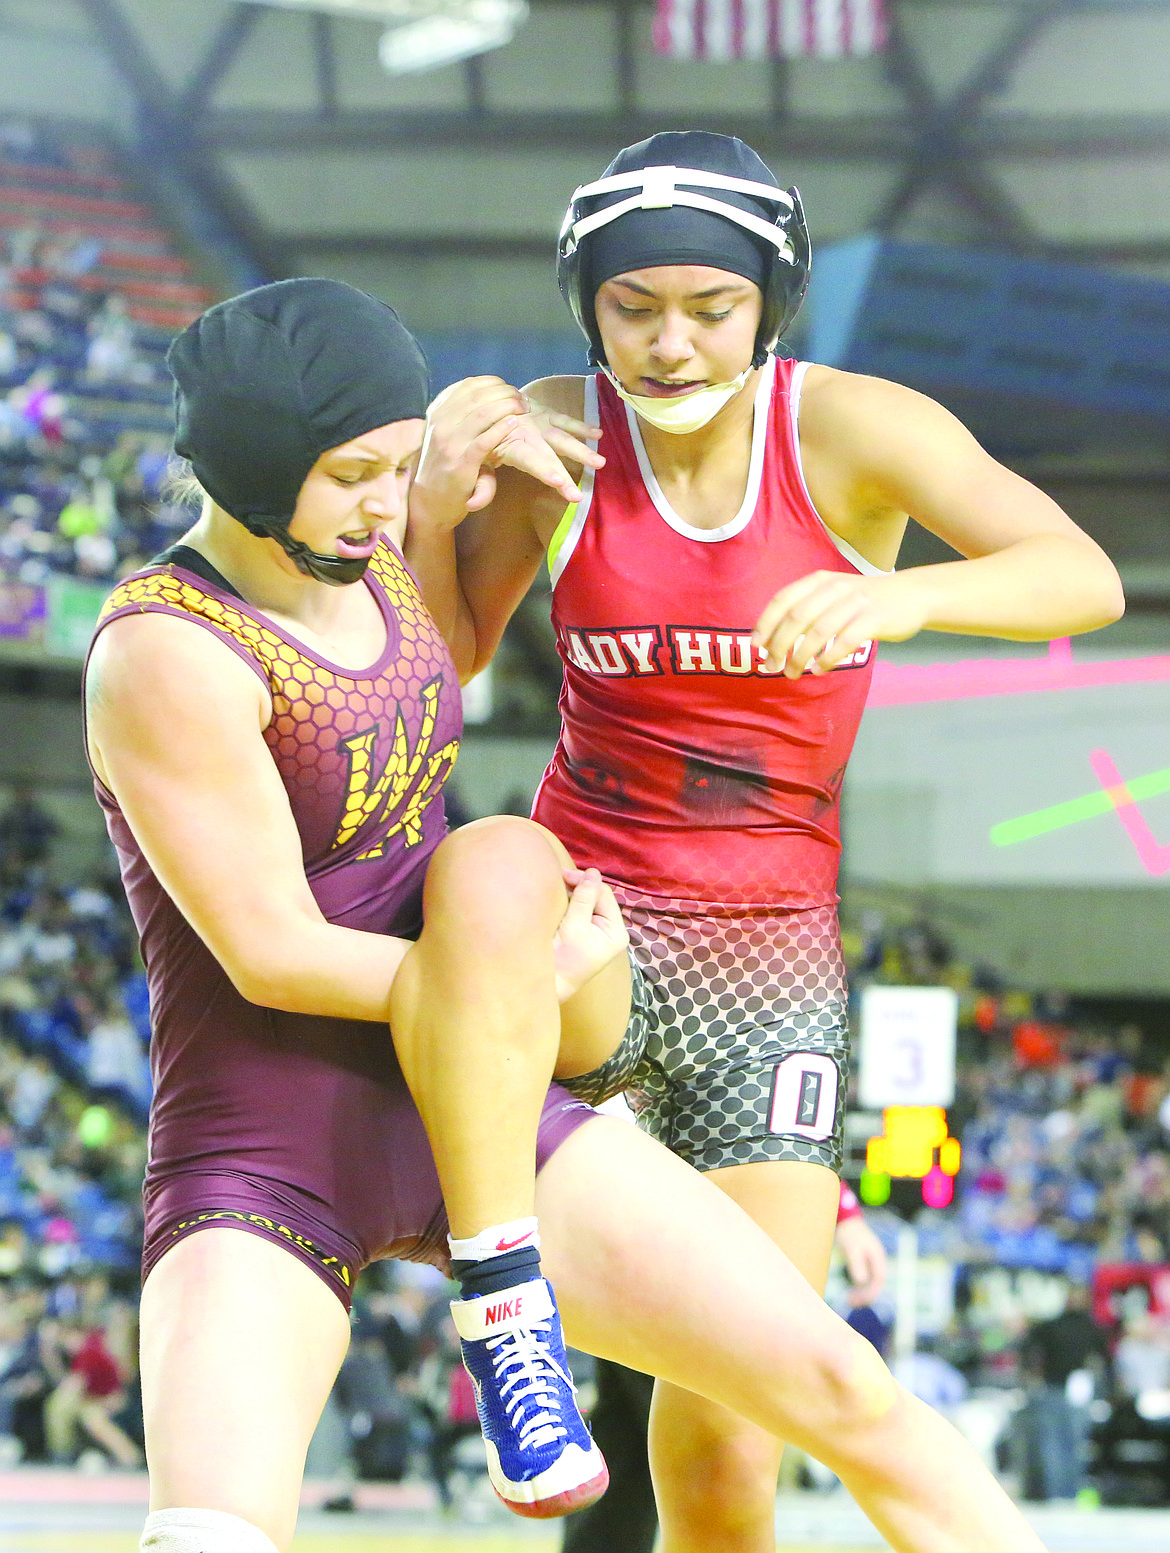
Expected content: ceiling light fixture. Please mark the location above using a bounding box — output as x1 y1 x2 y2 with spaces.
379 0 528 74
252 0 529 72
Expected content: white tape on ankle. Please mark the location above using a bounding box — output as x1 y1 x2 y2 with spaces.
140 1507 281 1553
450 1275 554 1340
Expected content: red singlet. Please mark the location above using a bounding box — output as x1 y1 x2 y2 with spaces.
534 356 879 910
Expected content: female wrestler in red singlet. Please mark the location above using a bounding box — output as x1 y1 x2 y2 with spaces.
88 278 1054 1553
406 132 1123 1553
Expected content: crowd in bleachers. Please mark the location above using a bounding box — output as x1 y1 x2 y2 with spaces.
0 783 149 1470
840 911 1170 1504
0 119 207 590
847 910 1170 1278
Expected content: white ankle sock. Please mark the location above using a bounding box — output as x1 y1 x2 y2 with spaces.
448 1216 540 1262
140 1508 281 1553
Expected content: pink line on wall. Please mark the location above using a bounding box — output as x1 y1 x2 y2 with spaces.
869 638 1170 708
1088 747 1170 878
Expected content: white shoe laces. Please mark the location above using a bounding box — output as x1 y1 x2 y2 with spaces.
487 1320 574 1452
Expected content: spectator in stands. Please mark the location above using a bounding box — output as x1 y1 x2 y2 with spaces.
44 1319 141 1468
0 786 58 867
1114 1307 1170 1400
0 120 43 166
84 991 149 1115
333 1305 412 1485
0 1288 56 1461
1015 1283 1107 1502
418 1312 483 1511
86 295 140 384
0 323 16 380
8 1053 57 1134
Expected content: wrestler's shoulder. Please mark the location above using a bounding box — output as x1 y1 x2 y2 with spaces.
523 374 587 419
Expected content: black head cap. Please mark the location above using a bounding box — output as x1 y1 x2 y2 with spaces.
168 278 429 537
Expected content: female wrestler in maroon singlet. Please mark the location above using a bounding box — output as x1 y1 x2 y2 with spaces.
406 133 1123 1553
86 279 639 1548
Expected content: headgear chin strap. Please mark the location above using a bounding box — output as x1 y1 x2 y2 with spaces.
557 132 811 369
244 521 373 587
168 278 428 587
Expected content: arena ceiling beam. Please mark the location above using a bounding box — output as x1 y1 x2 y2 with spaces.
75 0 285 284
203 108 910 156
311 9 341 118
282 231 1170 267
200 106 1170 161
872 0 1066 244
176 2 265 122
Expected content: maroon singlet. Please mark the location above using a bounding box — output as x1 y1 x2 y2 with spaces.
87 540 592 1306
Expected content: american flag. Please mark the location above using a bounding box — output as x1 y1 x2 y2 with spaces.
654 0 887 60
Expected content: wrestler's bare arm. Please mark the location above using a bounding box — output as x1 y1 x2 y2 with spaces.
86 610 413 1018
408 375 589 681
755 366 1125 677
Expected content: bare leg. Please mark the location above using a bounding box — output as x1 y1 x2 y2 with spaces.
536 1119 1046 1553
79 1394 143 1468
388 816 628 1238
45 1373 84 1461
650 1161 839 1553
139 1229 351 1550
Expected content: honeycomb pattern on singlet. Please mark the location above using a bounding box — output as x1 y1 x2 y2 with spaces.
616 888 850 1169
98 544 459 863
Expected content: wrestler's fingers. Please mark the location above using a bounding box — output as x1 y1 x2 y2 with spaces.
532 411 605 469
561 864 601 904
591 879 629 942
541 424 606 471
429 379 524 437
808 623 870 676
465 467 498 512
496 428 582 502
783 601 867 677
752 572 835 650
757 581 858 673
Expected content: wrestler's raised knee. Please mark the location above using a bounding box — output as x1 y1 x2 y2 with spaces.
425 815 569 935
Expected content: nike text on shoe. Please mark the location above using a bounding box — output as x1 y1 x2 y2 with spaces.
449 1276 608 1518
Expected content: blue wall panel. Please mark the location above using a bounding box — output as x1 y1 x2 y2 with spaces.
419 332 586 395
808 238 1170 438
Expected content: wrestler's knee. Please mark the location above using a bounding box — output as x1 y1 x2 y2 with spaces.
670 1421 780 1502
426 816 566 933
802 1328 899 1451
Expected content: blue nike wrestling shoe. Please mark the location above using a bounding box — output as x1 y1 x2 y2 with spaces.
449 1277 608 1518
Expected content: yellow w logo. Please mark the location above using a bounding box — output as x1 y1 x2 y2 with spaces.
333 677 460 856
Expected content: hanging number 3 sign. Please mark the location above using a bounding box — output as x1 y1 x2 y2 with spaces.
859 985 958 1110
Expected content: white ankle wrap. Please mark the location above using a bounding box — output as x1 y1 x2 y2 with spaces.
450 1275 553 1340
140 1508 281 1553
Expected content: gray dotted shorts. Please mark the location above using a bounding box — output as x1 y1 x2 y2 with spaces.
558 956 655 1108
566 893 851 1173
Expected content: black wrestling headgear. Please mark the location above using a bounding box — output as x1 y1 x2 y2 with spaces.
167 278 429 585
557 131 810 370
